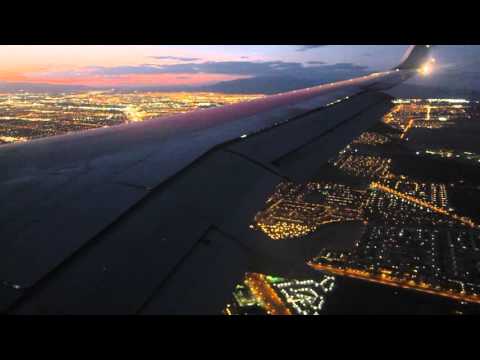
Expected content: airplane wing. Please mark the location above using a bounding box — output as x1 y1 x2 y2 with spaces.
0 45 433 314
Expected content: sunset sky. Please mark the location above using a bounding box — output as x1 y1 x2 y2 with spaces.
0 45 478 88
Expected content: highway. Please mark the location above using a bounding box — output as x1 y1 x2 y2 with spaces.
400 118 414 139
308 262 480 305
370 182 478 228
245 273 292 315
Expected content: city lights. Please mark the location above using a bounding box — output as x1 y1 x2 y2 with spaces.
0 91 263 145
234 98 480 313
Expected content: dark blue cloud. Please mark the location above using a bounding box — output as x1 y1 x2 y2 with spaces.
306 60 327 65
297 45 328 52
150 56 201 62
88 60 368 80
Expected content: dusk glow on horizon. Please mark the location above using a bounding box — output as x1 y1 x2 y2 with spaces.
0 45 408 88
0 45 478 89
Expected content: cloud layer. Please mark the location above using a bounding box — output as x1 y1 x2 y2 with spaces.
85 60 368 79
150 56 201 62
297 45 328 52
22 58 370 88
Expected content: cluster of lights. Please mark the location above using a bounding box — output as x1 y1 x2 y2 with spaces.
333 154 393 179
420 148 480 164
232 97 480 314
385 100 471 136
382 179 449 209
226 274 337 315
351 131 390 146
253 182 366 240
309 223 480 304
255 221 313 240
393 99 470 105
0 91 263 145
370 182 478 229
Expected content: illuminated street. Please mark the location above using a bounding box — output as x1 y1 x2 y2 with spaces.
308 262 480 305
244 273 292 315
370 182 478 228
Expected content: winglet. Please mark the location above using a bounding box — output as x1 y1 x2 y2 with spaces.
396 45 434 70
